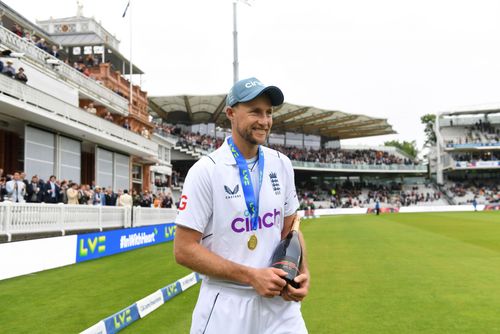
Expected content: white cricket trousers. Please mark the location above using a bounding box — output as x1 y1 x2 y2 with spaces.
190 280 308 334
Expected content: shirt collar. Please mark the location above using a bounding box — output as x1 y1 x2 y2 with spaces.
219 136 267 165
220 137 237 165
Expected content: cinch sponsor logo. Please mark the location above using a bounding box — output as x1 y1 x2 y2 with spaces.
113 309 132 330
178 194 188 211
79 236 106 257
244 80 264 88
231 209 281 233
120 232 156 249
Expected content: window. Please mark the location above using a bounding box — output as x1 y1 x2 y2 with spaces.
132 164 142 182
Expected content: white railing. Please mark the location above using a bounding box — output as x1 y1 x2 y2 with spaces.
0 74 157 157
0 203 131 241
132 206 177 227
0 25 129 115
0 203 177 241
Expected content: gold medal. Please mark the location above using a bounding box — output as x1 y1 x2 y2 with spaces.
248 234 258 250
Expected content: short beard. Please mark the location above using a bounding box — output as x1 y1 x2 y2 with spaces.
237 126 267 145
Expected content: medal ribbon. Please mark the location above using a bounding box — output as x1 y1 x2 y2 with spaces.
227 137 264 231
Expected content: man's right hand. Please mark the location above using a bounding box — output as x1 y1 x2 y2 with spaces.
249 267 287 298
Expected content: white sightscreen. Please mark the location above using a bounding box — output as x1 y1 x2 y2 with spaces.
96 147 129 190
59 136 81 183
96 147 113 189
114 153 130 191
25 126 55 180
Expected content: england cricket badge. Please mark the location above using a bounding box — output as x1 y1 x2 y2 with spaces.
248 234 258 250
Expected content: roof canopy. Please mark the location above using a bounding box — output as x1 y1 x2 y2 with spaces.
149 95 396 140
440 103 500 117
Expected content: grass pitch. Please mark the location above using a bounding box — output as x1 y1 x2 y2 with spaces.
1 211 499 333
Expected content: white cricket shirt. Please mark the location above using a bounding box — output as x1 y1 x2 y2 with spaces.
175 137 299 287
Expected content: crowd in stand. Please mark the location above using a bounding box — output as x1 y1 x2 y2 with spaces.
154 123 224 151
0 169 175 208
8 21 134 99
298 181 442 209
452 151 500 162
445 119 500 147
446 181 499 205
154 122 418 166
0 58 28 83
271 144 416 165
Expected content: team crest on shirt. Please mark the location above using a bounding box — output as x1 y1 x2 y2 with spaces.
224 184 241 199
269 172 281 195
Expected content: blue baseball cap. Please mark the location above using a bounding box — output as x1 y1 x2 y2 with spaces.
226 77 284 107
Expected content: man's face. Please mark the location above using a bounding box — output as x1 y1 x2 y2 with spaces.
228 95 273 146
13 172 20 180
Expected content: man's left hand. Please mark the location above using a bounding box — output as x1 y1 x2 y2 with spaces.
281 272 309 302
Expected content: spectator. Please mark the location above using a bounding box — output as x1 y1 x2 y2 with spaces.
23 31 35 43
161 193 173 208
43 175 60 204
50 45 60 59
84 55 95 67
2 60 16 78
104 187 117 206
140 191 152 207
78 184 90 205
123 119 131 130
11 23 23 37
35 38 48 52
118 189 133 207
20 172 29 189
67 182 79 205
83 66 91 77
132 189 141 206
92 186 104 205
0 177 7 202
14 67 28 83
58 180 68 204
6 171 26 203
86 102 97 114
104 111 114 122
26 175 43 203
141 127 150 139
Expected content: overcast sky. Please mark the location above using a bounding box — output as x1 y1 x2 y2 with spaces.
6 0 500 149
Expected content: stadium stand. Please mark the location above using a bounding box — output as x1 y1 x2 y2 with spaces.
431 108 500 205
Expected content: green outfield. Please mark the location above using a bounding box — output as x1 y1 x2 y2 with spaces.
1 211 500 333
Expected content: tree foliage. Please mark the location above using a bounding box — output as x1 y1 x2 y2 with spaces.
420 114 436 146
384 140 418 158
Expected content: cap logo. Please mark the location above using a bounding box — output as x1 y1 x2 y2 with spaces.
244 80 264 88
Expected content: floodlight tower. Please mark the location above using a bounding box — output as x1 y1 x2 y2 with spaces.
233 0 252 83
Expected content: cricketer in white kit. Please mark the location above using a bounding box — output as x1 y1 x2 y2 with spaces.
174 77 309 334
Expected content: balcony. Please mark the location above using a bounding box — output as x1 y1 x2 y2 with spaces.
90 64 149 120
0 25 129 115
0 73 157 160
